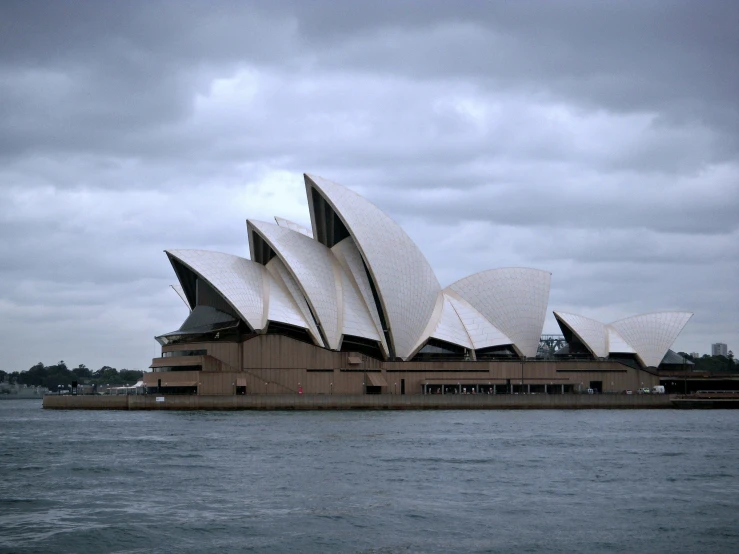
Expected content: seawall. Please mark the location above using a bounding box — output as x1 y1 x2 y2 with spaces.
43 394 675 410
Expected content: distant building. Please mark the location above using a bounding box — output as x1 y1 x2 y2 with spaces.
690 352 701 359
712 343 728 357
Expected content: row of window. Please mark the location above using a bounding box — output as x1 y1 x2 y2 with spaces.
161 349 207 358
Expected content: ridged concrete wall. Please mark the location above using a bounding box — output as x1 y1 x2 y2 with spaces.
44 394 674 410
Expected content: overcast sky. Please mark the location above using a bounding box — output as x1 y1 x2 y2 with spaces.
1 1 737 372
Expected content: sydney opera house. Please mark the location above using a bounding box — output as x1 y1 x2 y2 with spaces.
143 174 692 396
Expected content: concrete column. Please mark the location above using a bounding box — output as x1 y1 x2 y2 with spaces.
561 384 565 394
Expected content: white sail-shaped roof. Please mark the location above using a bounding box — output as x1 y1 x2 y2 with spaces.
274 216 313 238
163 173 694 369
430 295 473 349
554 312 608 358
166 249 267 331
306 174 441 360
449 268 551 358
170 284 191 311
331 237 389 357
444 292 513 350
265 271 310 330
338 267 382 343
249 220 341 349
265 256 325 347
609 312 693 368
607 327 635 354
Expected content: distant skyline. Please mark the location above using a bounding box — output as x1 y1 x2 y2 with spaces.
1 1 737 371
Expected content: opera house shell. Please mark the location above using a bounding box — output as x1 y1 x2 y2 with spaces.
147 174 692 396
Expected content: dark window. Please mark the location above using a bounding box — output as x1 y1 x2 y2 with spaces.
476 345 519 360
266 321 316 345
168 256 198 309
162 349 207 358
153 365 202 373
310 187 351 248
412 339 468 361
250 231 277 265
340 335 384 360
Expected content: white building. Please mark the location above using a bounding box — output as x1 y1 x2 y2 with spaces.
712 343 728 357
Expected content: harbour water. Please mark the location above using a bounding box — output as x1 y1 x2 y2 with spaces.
1 400 738 553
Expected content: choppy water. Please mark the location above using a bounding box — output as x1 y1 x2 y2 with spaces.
1 401 738 553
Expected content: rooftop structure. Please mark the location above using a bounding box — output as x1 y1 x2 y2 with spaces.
161 174 561 363
151 174 693 396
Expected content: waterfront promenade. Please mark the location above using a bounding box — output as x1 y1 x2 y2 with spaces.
43 393 675 410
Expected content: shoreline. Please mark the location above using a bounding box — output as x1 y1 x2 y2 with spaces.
42 393 686 410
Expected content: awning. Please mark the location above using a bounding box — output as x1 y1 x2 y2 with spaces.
366 373 388 387
236 378 247 387
159 381 198 387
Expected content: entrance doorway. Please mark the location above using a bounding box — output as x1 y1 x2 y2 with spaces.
589 381 603 393
401 379 405 395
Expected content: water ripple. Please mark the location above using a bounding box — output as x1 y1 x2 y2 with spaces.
1 401 738 553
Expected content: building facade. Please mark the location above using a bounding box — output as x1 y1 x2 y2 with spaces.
712 343 729 357
146 174 691 396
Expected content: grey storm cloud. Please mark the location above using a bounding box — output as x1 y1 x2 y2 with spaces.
0 0 736 372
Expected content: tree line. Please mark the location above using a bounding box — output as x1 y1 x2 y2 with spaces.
0 362 144 389
678 353 737 373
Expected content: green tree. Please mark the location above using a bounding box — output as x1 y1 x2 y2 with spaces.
119 369 144 384
43 362 73 389
72 364 92 380
693 355 737 373
18 363 48 387
92 366 120 384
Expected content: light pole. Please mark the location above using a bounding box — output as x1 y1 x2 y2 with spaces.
330 382 333 395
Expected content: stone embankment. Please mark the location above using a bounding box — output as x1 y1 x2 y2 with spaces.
43 394 674 410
